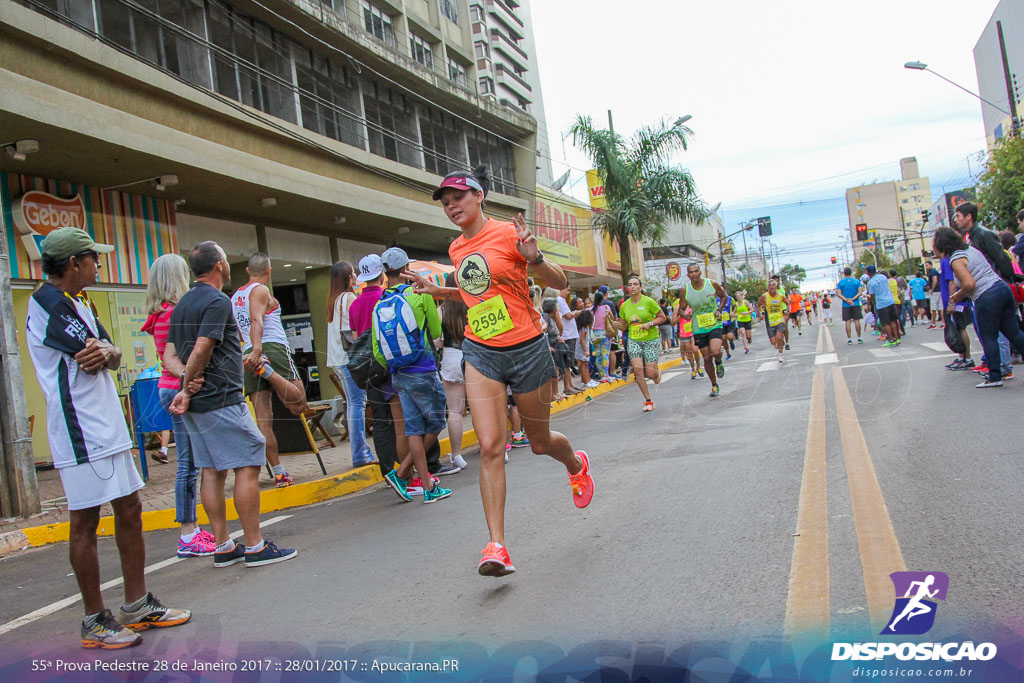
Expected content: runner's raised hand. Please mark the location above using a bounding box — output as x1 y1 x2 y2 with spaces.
514 213 539 262
400 270 443 296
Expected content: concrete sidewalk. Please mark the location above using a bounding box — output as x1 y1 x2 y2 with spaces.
0 357 681 553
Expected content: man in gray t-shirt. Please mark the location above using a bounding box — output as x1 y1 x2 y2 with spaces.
167 241 297 569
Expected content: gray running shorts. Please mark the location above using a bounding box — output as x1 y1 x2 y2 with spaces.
462 334 557 395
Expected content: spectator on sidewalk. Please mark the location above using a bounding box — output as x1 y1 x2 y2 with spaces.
557 284 582 394
327 260 376 467
167 241 297 569
373 247 452 503
27 228 191 649
350 254 450 481
440 272 470 470
229 253 308 487
141 253 215 558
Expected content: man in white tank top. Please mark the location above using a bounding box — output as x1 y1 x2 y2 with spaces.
230 253 309 487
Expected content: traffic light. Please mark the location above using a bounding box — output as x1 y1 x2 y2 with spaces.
921 209 930 224
757 216 772 237
855 223 868 241
830 256 837 264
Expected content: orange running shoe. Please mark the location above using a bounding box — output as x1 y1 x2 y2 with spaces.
568 451 594 508
478 542 516 577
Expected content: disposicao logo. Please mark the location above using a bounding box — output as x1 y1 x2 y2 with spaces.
831 571 998 663
881 571 948 635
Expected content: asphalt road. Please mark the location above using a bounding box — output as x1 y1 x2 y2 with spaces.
1 318 1022 678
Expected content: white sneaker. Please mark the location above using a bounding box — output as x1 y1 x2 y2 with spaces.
584 380 600 388
450 454 468 469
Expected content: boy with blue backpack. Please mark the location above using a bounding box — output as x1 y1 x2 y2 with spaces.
372 248 452 504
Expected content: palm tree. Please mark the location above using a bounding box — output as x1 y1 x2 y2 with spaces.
779 264 808 287
570 115 708 284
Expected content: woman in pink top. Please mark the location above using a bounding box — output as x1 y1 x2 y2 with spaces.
590 291 614 380
673 303 702 379
142 254 216 558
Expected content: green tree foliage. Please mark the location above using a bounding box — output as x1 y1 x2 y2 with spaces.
977 134 1024 232
570 115 708 284
725 277 767 301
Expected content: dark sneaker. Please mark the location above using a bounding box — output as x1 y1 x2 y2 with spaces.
434 463 462 477
118 593 191 631
384 469 412 502
709 385 720 398
422 484 452 503
245 540 298 567
716 361 725 378
81 609 142 650
945 359 962 370
976 379 1003 388
785 344 791 350
213 542 246 568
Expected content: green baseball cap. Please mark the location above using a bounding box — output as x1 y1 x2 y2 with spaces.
40 228 114 260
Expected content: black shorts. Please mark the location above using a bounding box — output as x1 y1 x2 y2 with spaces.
876 304 899 326
692 327 724 349
789 311 802 320
737 320 752 330
842 305 862 321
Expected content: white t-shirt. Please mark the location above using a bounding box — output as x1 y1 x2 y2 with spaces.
557 296 579 340
327 291 355 367
26 283 133 469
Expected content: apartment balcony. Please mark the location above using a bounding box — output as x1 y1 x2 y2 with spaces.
496 63 531 97
485 0 524 38
489 28 528 71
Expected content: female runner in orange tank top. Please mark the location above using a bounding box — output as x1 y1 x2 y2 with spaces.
403 166 594 578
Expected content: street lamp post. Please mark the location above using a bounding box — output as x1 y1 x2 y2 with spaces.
711 224 754 283
905 60 1018 133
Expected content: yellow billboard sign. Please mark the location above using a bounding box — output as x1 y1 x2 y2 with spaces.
585 169 608 210
534 187 598 274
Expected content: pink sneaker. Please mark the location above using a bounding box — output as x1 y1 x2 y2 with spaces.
177 532 216 557
195 528 216 545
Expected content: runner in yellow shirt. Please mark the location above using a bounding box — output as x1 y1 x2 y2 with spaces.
758 279 788 363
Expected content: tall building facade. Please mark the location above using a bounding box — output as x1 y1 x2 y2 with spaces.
973 0 1022 144
0 0 540 463
468 0 551 184
846 157 931 263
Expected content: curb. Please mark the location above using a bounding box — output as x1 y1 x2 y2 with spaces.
3 356 682 553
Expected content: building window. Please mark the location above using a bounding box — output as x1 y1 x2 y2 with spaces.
479 75 494 94
362 1 395 47
409 33 434 70
448 56 467 87
363 82 419 166
474 41 489 59
470 5 483 22
440 0 458 24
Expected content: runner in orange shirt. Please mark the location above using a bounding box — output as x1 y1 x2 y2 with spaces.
404 166 594 578
788 290 805 335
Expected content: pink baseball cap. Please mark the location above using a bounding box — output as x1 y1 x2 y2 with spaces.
432 175 483 200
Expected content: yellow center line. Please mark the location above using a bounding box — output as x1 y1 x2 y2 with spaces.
784 368 830 637
831 366 907 632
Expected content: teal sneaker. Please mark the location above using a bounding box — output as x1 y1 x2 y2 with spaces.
716 360 725 379
384 470 412 502
423 484 452 504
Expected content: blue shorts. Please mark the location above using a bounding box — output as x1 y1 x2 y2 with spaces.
392 370 447 437
462 334 557 395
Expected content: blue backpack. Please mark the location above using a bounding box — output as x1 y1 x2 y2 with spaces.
373 285 426 372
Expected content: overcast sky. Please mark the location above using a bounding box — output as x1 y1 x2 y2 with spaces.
529 0 1001 289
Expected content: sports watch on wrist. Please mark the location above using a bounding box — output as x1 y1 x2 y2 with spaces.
530 252 545 266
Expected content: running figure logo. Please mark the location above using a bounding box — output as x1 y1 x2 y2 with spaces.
881 571 949 635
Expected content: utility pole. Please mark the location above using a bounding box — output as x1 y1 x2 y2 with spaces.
0 208 39 517
898 206 910 263
739 222 750 270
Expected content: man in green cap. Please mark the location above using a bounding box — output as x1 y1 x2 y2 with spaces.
25 228 191 649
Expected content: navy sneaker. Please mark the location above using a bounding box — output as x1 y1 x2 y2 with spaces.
213 542 246 568
245 540 298 567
